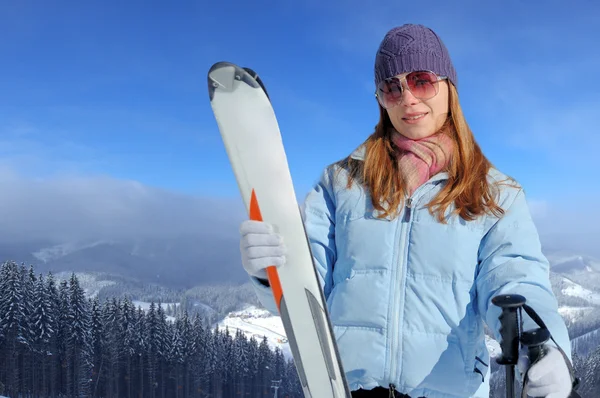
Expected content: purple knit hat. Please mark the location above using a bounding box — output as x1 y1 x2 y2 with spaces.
374 24 457 88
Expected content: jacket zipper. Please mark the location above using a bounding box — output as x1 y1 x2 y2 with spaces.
387 182 439 389
389 383 397 397
403 198 412 222
388 194 415 387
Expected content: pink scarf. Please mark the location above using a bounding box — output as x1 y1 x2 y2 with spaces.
390 129 454 196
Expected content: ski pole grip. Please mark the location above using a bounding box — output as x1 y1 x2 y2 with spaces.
492 294 526 365
520 328 551 398
520 327 550 365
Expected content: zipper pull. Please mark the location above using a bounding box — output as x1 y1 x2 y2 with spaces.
403 198 412 222
389 383 396 397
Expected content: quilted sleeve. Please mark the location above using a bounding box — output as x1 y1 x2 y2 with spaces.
476 187 572 361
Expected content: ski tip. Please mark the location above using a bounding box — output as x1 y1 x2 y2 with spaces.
207 61 261 100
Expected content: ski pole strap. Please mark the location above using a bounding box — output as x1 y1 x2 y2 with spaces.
521 304 580 394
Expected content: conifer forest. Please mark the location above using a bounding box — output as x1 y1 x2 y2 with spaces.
0 261 302 398
1 259 599 397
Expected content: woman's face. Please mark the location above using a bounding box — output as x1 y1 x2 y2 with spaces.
382 72 450 140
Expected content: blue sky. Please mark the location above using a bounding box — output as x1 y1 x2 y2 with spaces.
1 0 599 208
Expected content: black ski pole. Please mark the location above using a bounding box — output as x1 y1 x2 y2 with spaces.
492 294 526 398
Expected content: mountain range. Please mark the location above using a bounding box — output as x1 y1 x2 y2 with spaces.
0 235 249 288
30 242 599 363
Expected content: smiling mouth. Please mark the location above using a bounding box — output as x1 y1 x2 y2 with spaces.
402 113 428 120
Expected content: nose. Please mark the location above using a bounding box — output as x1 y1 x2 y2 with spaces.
400 82 420 106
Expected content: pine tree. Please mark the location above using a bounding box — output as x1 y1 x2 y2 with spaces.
56 278 71 395
156 302 170 398
221 326 234 397
20 264 36 394
90 297 105 398
189 313 207 396
284 359 302 397
102 298 121 397
247 336 261 398
67 273 93 397
177 311 194 398
31 273 56 397
257 335 273 396
135 306 147 398
145 302 161 398
121 297 138 398
580 345 600 396
169 316 184 398
232 329 250 396
45 272 60 397
0 261 27 397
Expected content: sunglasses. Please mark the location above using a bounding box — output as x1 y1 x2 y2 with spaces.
375 70 448 109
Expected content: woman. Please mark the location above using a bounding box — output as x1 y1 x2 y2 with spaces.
239 24 576 397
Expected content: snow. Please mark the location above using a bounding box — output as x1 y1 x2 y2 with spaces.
218 306 510 361
132 300 179 323
558 305 595 323
54 271 116 299
32 240 107 263
216 305 292 360
561 279 600 305
486 335 502 358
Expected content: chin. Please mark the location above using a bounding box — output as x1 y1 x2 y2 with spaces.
402 128 436 140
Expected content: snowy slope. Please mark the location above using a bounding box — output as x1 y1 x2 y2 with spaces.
558 305 596 323
33 240 109 263
220 306 505 361
548 253 600 292
216 305 292 360
54 271 116 298
132 300 179 323
561 279 600 305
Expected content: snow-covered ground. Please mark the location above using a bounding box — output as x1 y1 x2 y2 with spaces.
132 300 179 323
216 305 292 359
558 305 596 323
54 271 116 299
561 279 600 305
219 306 506 361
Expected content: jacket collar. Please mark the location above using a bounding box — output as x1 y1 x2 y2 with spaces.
349 143 366 160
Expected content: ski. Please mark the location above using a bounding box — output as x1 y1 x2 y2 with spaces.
207 61 352 398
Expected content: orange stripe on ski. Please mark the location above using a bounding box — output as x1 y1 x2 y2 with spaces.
249 189 283 310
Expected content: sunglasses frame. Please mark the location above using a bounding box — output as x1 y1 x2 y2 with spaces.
375 70 448 109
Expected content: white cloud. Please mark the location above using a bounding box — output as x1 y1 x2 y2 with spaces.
528 197 600 258
0 168 246 244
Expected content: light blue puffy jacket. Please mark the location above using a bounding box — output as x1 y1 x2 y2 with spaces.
249 144 572 398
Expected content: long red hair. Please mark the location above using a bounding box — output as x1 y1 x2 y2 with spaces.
337 82 515 222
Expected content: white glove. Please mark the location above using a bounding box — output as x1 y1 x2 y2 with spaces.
239 220 286 279
518 344 572 398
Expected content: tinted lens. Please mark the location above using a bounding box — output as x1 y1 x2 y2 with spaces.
376 71 439 108
406 71 438 99
376 77 402 109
